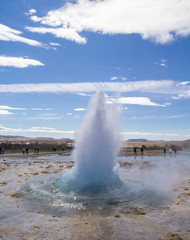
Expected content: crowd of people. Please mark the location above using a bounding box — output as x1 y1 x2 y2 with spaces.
0 144 178 156
133 146 177 156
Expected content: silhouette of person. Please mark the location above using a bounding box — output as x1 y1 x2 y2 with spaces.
1 147 4 154
141 147 144 155
163 148 166 155
25 147 29 154
169 148 172 156
22 148 25 154
174 148 177 156
134 147 137 155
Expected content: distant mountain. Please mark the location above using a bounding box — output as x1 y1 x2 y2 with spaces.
0 135 26 139
127 139 148 142
0 135 72 141
36 137 54 140
61 138 72 141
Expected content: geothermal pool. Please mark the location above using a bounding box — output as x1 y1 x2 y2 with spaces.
15 92 186 218
1 154 190 240
16 154 187 215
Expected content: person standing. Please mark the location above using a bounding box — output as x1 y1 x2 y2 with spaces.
174 148 177 156
22 148 25 154
140 146 144 156
163 148 166 155
134 147 137 155
36 147 39 154
25 147 29 154
1 147 4 154
169 148 172 156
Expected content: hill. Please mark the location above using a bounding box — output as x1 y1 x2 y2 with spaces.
127 138 148 142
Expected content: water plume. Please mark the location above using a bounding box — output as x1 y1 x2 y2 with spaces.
65 91 121 192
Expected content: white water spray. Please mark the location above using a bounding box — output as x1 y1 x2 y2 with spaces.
71 91 121 189
18 92 122 202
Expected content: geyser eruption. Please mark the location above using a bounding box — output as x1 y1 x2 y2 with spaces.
17 91 122 210
17 92 180 212
70 91 121 191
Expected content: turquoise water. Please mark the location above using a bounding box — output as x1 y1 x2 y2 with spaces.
16 154 190 215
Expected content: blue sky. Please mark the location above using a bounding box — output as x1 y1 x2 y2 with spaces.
0 0 190 140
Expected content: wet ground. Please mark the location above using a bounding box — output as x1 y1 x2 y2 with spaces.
0 153 190 240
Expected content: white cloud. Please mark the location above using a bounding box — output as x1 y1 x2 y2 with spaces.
0 80 178 94
0 105 26 110
160 63 167 68
32 108 53 111
110 76 127 81
50 42 61 46
30 127 55 130
154 59 168 68
0 56 44 68
165 133 178 137
110 76 118 81
0 125 74 134
0 110 13 115
121 131 163 136
0 80 189 100
107 97 169 107
74 108 87 111
0 24 44 47
26 26 86 44
77 92 91 96
177 81 190 86
172 90 190 99
25 9 37 16
66 113 72 116
32 108 44 111
27 0 190 44
172 82 190 99
29 116 61 120
40 113 57 117
29 113 59 120
160 59 168 68
132 114 185 119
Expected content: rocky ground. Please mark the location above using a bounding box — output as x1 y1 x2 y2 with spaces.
0 154 190 240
